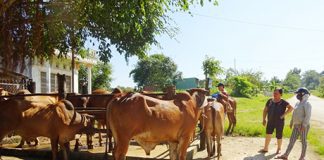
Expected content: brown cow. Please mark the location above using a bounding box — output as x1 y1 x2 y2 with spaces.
66 93 88 108
0 98 90 160
202 98 225 158
6 89 58 148
216 94 237 135
107 88 208 160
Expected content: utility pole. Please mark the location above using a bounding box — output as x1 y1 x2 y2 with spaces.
234 58 237 73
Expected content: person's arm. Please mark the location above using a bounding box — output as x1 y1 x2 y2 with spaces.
263 105 268 126
280 104 293 119
301 102 312 130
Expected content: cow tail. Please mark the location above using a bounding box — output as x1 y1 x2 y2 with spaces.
212 107 216 137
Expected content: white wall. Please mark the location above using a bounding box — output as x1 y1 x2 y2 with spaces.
32 61 78 93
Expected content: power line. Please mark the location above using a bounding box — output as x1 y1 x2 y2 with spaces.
191 12 324 33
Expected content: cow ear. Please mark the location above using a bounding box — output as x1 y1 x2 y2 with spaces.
55 105 71 125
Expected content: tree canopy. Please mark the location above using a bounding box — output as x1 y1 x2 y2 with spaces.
202 55 223 79
301 70 320 90
129 54 182 90
283 68 301 91
78 63 112 92
1 0 218 72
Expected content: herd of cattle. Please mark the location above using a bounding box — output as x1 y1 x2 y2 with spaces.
0 88 237 160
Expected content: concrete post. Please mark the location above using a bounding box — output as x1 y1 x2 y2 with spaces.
87 65 92 94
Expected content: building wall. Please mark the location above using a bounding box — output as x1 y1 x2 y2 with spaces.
32 58 79 93
175 78 199 90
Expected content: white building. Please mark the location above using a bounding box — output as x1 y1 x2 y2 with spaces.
0 49 97 93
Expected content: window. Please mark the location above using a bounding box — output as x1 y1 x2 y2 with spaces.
50 73 57 92
40 72 47 93
66 75 71 93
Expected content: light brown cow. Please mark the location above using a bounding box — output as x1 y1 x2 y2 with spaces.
107 88 208 160
216 94 237 135
0 98 90 160
202 98 225 158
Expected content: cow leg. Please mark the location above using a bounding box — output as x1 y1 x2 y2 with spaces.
226 114 233 135
0 135 4 160
168 142 178 160
211 137 216 156
113 138 130 160
108 129 113 153
230 114 237 134
98 123 103 147
178 137 191 160
87 119 95 149
216 135 222 159
60 142 71 160
206 134 212 157
50 138 59 160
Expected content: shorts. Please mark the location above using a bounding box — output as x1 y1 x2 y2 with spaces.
266 122 284 139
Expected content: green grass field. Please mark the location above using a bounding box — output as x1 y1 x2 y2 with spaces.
232 94 324 156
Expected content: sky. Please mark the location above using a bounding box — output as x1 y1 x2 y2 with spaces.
86 0 324 88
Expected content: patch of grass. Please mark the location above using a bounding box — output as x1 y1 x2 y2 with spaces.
308 127 324 156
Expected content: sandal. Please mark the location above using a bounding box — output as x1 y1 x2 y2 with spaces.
275 155 288 159
276 150 281 154
258 149 268 153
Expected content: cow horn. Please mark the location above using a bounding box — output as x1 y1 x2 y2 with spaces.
83 114 95 119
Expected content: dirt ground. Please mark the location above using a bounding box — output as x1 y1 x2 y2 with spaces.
194 136 323 160
1 135 322 160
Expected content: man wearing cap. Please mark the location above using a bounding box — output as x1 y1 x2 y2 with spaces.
276 87 312 160
216 82 229 97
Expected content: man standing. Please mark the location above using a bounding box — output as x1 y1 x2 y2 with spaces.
260 88 293 154
276 87 312 160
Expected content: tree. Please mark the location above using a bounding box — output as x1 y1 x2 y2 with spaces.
317 77 324 97
283 68 301 91
301 70 320 90
267 76 283 91
202 55 223 79
78 64 88 93
1 0 218 72
92 63 113 90
129 54 182 90
240 70 264 92
78 62 113 92
227 76 256 98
